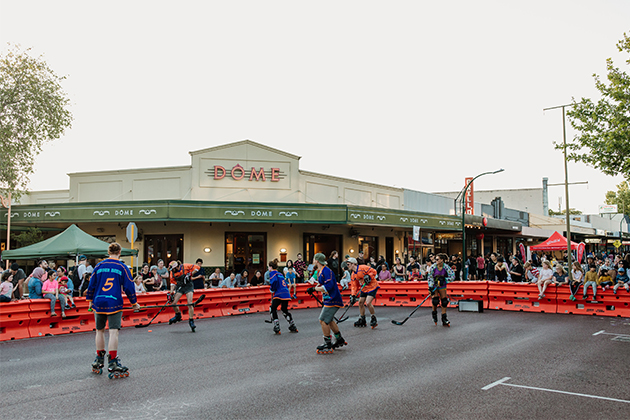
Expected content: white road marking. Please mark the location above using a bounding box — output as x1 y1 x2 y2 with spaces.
592 330 605 336
592 330 630 339
483 377 630 404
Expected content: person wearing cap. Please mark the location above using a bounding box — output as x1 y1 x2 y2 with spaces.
9 262 27 300
345 257 379 328
307 253 346 354
167 259 202 332
613 267 629 294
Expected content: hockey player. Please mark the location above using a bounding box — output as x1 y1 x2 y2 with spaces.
168 260 201 332
86 242 140 378
268 259 298 334
307 253 346 354
345 257 380 328
427 253 455 326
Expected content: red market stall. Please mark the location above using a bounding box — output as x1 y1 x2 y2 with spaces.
530 231 579 251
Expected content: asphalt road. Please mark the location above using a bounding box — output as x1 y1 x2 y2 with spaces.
1 307 629 420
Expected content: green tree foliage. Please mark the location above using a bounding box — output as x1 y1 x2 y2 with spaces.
562 32 630 180
11 227 44 247
0 45 73 199
548 208 583 216
605 181 630 215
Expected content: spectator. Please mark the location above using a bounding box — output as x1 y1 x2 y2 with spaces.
191 259 205 290
134 275 146 294
613 267 629 294
138 264 158 292
450 255 461 281
523 262 538 283
264 268 271 286
339 266 351 290
476 255 486 280
356 251 365 265
378 264 392 281
42 269 67 317
406 256 420 281
569 262 584 301
250 270 264 286
149 265 165 289
552 265 569 287
598 258 613 276
392 257 406 282
293 253 307 284
582 265 598 300
283 260 293 276
376 255 388 275
1 271 13 302
156 259 169 290
408 266 422 281
487 253 498 281
284 267 296 298
495 258 508 282
207 268 224 288
509 257 524 282
368 256 377 270
28 267 47 299
76 255 88 285
9 263 27 300
220 273 237 288
598 269 614 291
328 251 340 279
536 260 554 299
58 276 76 308
235 269 250 288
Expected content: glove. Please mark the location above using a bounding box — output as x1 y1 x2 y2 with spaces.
363 275 371 285
350 295 358 305
306 287 315 294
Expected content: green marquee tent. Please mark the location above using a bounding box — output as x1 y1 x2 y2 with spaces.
1 224 137 260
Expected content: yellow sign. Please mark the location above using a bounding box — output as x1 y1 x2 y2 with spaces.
613 240 622 249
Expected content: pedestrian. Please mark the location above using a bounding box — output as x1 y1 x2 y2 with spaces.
307 253 346 354
268 259 298 334
427 253 455 327
167 260 202 332
346 257 380 329
86 242 139 378
476 254 485 280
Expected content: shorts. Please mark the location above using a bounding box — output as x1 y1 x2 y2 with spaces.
319 306 340 324
435 278 448 290
94 311 122 330
175 281 194 295
360 288 378 298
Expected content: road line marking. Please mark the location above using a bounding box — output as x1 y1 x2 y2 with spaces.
592 330 630 338
481 377 511 390
483 377 630 404
593 330 605 336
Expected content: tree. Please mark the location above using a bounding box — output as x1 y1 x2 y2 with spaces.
605 180 630 215
548 208 583 216
561 32 630 180
0 45 73 199
11 227 44 247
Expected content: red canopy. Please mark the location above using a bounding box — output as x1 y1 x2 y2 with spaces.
530 231 579 251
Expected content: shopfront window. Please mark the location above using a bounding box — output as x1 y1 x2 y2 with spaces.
225 233 267 278
358 236 378 262
303 233 342 266
144 234 183 267
496 237 513 258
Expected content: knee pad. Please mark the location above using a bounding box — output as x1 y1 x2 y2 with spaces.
432 296 440 307
441 297 450 308
283 312 293 322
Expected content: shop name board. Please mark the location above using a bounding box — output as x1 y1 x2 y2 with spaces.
210 164 283 182
464 177 474 215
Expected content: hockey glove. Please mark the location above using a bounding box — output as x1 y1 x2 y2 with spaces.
363 275 371 285
306 287 316 295
350 295 358 305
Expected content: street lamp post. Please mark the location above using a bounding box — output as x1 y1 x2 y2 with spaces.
460 169 504 280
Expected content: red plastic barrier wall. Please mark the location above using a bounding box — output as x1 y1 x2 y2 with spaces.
0 300 31 341
556 286 630 317
488 282 556 313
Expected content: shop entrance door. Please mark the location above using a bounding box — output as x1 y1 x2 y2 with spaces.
144 234 184 267
303 233 342 265
225 233 267 278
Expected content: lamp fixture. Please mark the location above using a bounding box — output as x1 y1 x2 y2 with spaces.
204 247 212 253
349 248 355 254
280 248 287 253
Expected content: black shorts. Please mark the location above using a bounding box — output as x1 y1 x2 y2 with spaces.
94 311 122 330
360 289 378 298
175 282 194 295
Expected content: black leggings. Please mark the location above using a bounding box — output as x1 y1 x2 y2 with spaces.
270 298 290 320
570 282 581 296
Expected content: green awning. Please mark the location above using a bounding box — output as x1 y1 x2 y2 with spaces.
1 224 137 260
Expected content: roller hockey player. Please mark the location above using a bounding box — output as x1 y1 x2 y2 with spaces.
168 260 202 332
427 253 455 327
86 242 139 378
268 259 298 334
308 253 346 354
346 258 379 329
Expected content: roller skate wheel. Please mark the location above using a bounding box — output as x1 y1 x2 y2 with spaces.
108 373 114 379
124 372 130 377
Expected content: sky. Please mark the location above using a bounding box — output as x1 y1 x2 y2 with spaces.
1 0 628 215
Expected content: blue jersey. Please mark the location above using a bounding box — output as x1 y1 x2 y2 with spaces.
86 258 137 314
269 270 291 300
318 266 343 307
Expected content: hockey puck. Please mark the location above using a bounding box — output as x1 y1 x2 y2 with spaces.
148 330 152 332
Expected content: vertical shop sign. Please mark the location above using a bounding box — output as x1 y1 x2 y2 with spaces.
464 177 474 215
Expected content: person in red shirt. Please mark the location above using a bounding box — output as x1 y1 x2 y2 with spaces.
167 260 201 332
346 258 380 328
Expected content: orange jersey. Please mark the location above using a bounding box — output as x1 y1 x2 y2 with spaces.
350 264 379 295
170 264 201 285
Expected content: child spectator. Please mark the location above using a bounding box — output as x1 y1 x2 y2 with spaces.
582 265 598 299
340 266 351 290
1 271 13 302
598 269 614 291
552 265 568 287
58 276 76 308
613 267 629 294
537 261 554 299
42 269 67 318
134 276 146 294
285 267 297 298
408 266 422 281
569 262 584 301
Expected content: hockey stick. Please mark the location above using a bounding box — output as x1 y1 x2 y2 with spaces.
390 293 432 326
135 294 206 328
336 282 369 323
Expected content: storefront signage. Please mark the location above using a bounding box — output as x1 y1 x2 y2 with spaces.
464 177 474 215
584 238 602 244
211 164 283 182
347 207 461 230
598 204 618 214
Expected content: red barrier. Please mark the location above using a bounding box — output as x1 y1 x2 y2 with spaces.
28 299 71 338
121 292 171 328
448 281 489 309
488 282 556 313
194 289 225 319
0 300 32 341
556 286 630 317
376 281 427 307
221 287 269 316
